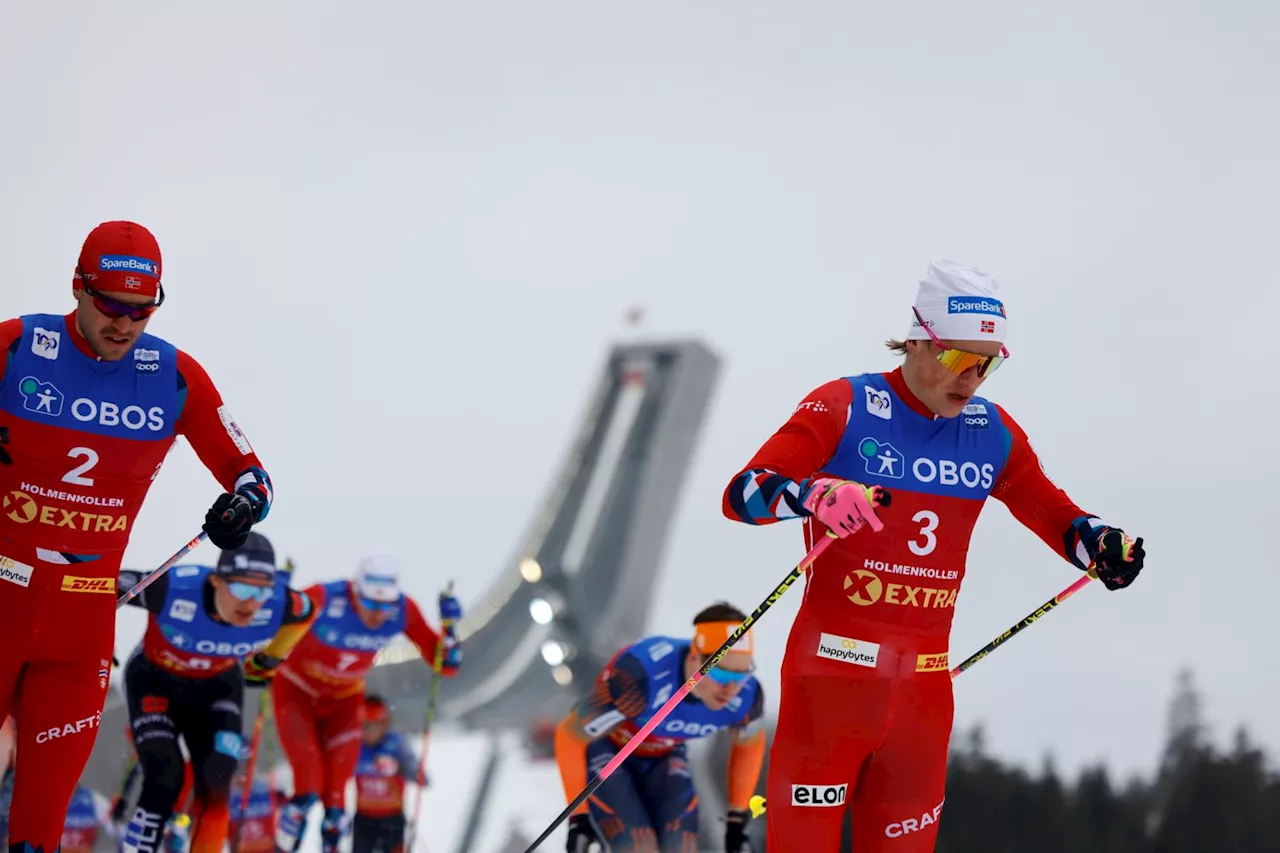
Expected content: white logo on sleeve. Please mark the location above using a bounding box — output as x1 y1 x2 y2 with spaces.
218 406 253 455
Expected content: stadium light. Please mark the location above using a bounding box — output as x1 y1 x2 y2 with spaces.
541 639 575 667
530 598 555 625
519 557 543 583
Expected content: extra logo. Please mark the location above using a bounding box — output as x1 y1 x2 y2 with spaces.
864 386 892 420
3 490 128 533
816 632 879 668
844 565 958 609
60 575 116 594
32 327 60 361
792 784 847 807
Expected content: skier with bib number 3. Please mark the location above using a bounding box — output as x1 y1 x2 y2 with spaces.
722 260 1146 852
555 603 768 853
0 220 273 853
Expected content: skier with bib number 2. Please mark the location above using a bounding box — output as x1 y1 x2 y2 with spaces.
555 603 768 853
722 260 1146 852
0 220 273 853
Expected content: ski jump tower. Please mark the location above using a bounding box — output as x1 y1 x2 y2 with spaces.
367 337 722 730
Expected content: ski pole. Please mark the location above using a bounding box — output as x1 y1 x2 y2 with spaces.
521 530 842 853
235 688 273 851
406 581 455 853
116 531 207 610
744 567 1102 819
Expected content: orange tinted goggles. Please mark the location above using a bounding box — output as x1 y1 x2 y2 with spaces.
912 307 1009 378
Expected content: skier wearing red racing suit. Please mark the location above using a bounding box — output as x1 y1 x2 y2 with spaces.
722 260 1146 852
0 221 273 853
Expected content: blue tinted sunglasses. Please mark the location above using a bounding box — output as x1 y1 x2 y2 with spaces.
227 582 274 603
359 595 396 613
705 665 752 686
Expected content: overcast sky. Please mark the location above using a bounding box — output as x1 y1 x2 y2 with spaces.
2 0 1277 786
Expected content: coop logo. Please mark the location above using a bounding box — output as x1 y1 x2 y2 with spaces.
963 402 989 430
791 784 847 807
18 376 64 416
816 632 879 668
35 711 102 744
3 490 129 533
885 800 945 838
135 348 161 373
843 566 958 609
99 254 158 276
947 296 1005 317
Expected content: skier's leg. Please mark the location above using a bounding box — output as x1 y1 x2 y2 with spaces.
644 748 698 853
847 669 953 852
9 657 113 853
122 654 187 853
271 676 322 853
318 694 362 810
584 739 659 852
182 669 244 853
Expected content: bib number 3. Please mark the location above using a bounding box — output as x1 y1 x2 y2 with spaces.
909 510 939 556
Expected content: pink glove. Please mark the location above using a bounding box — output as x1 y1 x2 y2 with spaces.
801 478 890 537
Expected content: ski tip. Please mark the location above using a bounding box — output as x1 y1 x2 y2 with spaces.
749 794 767 818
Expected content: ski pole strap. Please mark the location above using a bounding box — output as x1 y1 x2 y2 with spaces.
520 532 838 853
116 532 208 610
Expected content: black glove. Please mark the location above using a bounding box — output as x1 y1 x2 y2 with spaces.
203 492 255 550
1075 518 1144 590
0 426 11 465
565 814 601 853
725 809 752 853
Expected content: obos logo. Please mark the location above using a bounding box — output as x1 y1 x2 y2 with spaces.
858 438 903 478
857 438 994 490
663 719 724 737
18 376 64 416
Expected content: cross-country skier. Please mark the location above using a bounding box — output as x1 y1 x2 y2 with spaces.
228 774 281 853
722 259 1147 851
350 694 424 853
555 603 767 853
117 531 317 853
109 726 196 843
57 785 111 853
0 220 273 853
270 554 462 853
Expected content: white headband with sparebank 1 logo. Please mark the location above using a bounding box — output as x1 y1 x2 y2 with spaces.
905 260 1009 344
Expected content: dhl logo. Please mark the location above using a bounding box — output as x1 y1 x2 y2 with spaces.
60 575 116 594
915 653 949 673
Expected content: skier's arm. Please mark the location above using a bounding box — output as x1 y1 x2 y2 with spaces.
989 406 1108 569
725 687 767 812
173 349 273 519
398 737 425 785
721 379 853 524
554 653 650 815
115 570 170 614
254 586 321 666
402 596 458 677
1 319 30 464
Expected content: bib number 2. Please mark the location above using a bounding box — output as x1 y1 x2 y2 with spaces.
62 447 100 487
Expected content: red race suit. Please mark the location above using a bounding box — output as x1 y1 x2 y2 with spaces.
0 312 271 853
723 368 1105 852
271 580 456 808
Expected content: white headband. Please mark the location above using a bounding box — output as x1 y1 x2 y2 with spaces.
905 259 1008 344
